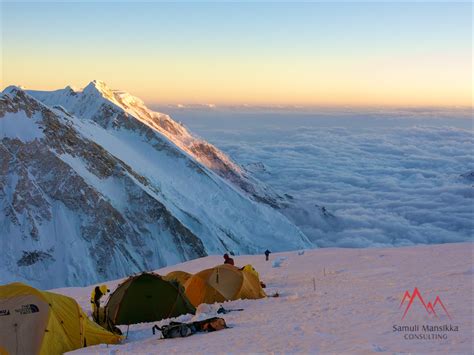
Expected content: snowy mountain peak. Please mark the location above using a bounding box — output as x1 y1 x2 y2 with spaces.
2 85 23 95
84 79 109 91
64 85 78 94
82 80 116 101
25 82 281 206
0 85 47 117
1 82 310 288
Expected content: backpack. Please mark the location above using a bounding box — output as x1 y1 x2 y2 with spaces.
152 317 228 339
152 322 196 339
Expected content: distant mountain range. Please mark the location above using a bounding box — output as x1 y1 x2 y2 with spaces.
0 81 311 288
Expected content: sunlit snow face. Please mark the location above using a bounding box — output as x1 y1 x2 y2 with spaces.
173 108 474 248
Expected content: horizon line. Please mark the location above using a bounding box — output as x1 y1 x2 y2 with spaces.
1 83 472 112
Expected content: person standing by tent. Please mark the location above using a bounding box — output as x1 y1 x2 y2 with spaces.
265 249 271 261
223 253 234 266
90 285 109 322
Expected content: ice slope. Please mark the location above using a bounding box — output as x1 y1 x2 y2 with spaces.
58 242 473 354
0 86 310 288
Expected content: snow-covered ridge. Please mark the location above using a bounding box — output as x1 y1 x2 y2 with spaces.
26 81 280 206
0 85 310 288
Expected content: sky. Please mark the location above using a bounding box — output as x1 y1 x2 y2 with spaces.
1 1 472 107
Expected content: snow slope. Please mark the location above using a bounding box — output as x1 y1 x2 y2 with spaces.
55 242 473 354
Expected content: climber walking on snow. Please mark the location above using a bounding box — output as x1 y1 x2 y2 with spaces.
265 249 271 261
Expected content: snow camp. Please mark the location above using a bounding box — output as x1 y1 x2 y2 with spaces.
1 1 472 353
27 243 470 354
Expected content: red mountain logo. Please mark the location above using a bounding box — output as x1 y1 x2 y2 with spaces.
399 287 452 320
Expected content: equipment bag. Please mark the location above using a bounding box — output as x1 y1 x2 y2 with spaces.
192 317 228 332
152 322 196 339
152 317 228 339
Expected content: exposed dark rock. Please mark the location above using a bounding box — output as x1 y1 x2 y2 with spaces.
17 250 54 266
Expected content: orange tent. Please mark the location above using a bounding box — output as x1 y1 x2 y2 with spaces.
184 264 266 307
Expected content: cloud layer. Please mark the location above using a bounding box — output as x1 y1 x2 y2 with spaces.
177 110 473 248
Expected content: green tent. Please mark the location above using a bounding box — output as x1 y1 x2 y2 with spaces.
105 272 195 326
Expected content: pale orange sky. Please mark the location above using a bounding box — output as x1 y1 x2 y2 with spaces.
2 2 472 108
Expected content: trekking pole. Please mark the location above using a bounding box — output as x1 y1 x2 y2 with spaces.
312 277 316 292
126 325 130 339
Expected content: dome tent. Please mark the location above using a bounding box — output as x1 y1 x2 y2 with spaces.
184 264 266 307
0 283 121 355
163 270 192 286
105 272 195 326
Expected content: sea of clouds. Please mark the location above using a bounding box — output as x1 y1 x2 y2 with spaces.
160 106 473 248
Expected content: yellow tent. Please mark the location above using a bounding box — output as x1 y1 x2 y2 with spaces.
0 282 122 355
163 271 192 286
242 264 260 279
184 264 266 307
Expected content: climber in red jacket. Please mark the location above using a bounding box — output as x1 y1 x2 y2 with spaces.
223 253 235 266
